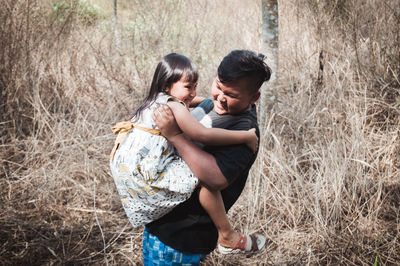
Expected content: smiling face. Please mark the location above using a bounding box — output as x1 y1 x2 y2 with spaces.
211 77 260 115
166 75 197 106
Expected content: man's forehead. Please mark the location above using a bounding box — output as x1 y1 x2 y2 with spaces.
216 77 249 94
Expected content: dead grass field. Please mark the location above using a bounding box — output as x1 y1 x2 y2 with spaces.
1 0 399 265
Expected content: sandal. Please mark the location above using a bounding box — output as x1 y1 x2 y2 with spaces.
217 233 266 254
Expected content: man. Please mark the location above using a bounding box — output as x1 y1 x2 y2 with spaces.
146 50 271 265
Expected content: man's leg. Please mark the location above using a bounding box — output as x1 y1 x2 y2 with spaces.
142 227 151 265
142 227 206 265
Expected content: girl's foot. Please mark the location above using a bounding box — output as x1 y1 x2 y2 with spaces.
217 231 241 249
218 233 266 254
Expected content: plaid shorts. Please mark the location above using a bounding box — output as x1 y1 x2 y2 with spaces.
142 227 206 265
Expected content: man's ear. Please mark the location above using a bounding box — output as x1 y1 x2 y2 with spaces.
250 91 260 104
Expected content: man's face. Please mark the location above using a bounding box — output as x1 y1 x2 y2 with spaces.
211 77 260 115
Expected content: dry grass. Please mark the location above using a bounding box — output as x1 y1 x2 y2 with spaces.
1 0 399 265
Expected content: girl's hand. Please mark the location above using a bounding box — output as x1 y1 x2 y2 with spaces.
246 128 258 153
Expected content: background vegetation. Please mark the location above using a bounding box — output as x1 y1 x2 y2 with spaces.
1 0 399 265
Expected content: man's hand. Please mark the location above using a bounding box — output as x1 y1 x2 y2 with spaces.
154 103 228 190
153 104 182 141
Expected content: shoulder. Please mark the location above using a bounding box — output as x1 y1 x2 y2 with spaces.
154 93 170 104
155 93 185 106
233 105 258 127
166 100 187 113
211 105 259 132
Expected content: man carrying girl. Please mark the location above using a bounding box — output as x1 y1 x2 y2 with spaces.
145 50 271 264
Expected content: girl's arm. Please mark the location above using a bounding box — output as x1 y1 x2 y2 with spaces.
189 96 206 108
165 101 258 153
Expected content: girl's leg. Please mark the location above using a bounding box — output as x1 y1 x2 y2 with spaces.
198 186 240 248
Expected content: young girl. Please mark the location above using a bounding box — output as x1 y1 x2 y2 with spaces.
110 53 258 251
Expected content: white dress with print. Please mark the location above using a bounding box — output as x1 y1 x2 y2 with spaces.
110 93 198 228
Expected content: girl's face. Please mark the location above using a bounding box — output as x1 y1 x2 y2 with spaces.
166 76 197 106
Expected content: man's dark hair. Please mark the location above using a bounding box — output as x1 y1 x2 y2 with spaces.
217 50 271 93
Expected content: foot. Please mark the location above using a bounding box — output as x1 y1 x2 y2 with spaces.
218 231 241 249
218 233 266 254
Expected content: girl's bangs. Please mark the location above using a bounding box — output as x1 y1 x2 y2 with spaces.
183 68 199 84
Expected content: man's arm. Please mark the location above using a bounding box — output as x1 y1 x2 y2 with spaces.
153 104 229 191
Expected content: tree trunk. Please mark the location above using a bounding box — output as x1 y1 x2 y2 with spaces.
260 0 279 127
113 0 120 50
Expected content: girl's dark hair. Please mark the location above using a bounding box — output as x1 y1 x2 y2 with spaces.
217 50 271 93
133 53 198 119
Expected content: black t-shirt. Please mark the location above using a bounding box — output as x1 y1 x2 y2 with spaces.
147 100 260 254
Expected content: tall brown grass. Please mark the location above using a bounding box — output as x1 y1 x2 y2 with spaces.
1 0 399 265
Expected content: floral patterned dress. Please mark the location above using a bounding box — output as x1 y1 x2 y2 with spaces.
110 93 199 227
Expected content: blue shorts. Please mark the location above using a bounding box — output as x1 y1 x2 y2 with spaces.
142 227 206 265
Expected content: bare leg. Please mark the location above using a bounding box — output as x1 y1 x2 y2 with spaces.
198 186 240 248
